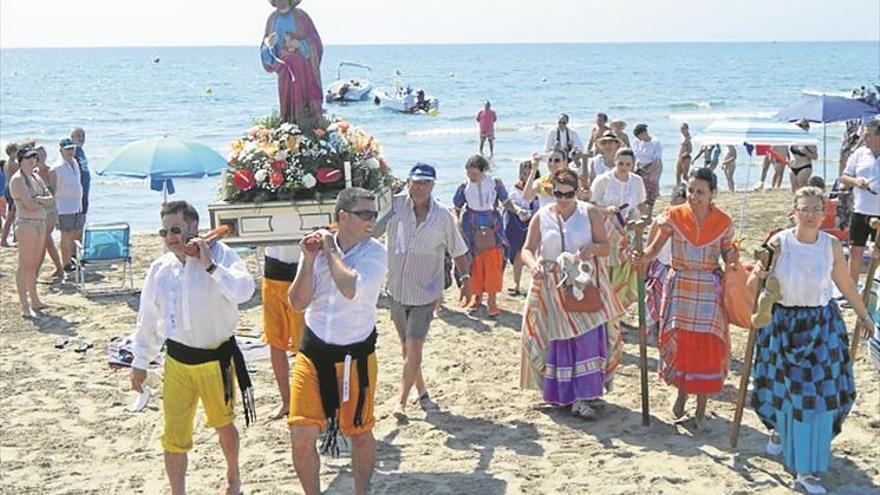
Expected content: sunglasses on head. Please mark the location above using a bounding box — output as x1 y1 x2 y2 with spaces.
346 209 379 221
158 226 183 237
553 190 576 199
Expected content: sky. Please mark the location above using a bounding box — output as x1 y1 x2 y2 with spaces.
1 0 878 48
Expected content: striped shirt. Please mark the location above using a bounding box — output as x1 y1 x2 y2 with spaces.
385 194 469 306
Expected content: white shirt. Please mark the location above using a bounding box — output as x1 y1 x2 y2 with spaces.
774 230 834 307
587 155 614 181
131 242 256 369
544 127 584 155
266 244 301 263
385 194 468 305
591 171 647 220
633 139 663 166
537 201 593 260
51 158 83 215
304 236 387 345
843 146 880 215
461 176 502 212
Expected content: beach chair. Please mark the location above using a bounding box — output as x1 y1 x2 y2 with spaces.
75 222 134 295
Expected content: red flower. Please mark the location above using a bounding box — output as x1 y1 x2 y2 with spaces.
313 128 326 138
270 171 285 188
232 169 256 191
271 159 287 172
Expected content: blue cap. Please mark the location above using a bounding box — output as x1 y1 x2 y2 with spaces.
408 162 436 181
58 138 77 149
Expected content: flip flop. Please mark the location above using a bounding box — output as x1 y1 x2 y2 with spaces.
54 337 69 349
131 385 151 412
74 341 93 353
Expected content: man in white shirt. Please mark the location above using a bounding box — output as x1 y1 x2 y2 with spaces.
375 163 471 419
545 113 584 165
839 119 880 284
50 138 83 272
287 187 388 495
632 123 664 217
130 201 256 495
262 244 304 420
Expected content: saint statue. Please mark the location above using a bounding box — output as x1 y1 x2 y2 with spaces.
261 0 324 126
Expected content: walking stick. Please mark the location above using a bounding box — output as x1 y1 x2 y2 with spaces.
852 218 880 358
627 218 650 426
730 246 773 448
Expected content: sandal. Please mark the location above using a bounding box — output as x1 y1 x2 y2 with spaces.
795 474 826 495
766 430 783 456
506 288 522 296
571 401 596 420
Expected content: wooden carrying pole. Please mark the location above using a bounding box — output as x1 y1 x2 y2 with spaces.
730 247 773 448
852 218 880 358
628 218 650 426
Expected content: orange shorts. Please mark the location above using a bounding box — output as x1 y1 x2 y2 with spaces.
262 278 304 352
471 246 503 294
288 353 377 436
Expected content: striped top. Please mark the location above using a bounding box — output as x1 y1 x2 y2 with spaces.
385 194 469 306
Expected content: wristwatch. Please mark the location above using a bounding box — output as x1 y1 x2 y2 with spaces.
206 262 217 274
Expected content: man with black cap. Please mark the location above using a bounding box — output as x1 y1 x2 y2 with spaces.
50 138 84 272
375 163 471 418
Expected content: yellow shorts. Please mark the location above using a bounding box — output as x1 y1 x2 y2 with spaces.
161 355 235 454
262 278 304 352
288 353 377 437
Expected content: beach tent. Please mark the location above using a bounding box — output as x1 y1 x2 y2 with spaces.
693 120 819 235
97 137 228 202
775 94 880 178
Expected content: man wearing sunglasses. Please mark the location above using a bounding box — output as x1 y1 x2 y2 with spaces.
373 163 471 419
544 113 584 165
130 200 256 495
287 187 387 495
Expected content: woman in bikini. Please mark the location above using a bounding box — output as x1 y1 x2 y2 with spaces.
676 123 693 185
9 146 55 317
721 145 737 192
34 145 64 278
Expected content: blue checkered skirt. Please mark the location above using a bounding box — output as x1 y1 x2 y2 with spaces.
750 302 856 474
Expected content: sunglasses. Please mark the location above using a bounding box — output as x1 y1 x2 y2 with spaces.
549 157 565 163
558 120 568 125
553 190 576 199
158 226 184 237
346 210 379 221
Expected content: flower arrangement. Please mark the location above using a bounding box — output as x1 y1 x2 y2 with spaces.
222 115 393 203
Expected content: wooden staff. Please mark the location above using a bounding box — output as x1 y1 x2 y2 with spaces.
627 218 650 426
730 246 773 448
852 217 880 358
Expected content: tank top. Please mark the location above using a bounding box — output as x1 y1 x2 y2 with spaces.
537 201 593 261
774 229 833 307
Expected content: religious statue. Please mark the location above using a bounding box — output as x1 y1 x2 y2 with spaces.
261 0 324 126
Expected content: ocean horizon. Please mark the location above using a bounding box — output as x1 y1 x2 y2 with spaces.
1 41 876 233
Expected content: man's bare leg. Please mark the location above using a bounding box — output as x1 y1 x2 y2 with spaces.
217 424 241 495
164 451 187 495
270 347 291 419
350 431 376 495
291 425 321 495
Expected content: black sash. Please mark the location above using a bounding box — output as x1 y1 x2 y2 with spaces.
299 326 377 457
264 256 297 282
166 337 256 427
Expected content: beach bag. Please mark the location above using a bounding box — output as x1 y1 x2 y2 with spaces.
473 225 497 253
557 214 601 313
721 261 756 328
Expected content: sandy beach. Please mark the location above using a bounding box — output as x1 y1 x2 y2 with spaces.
1 189 878 495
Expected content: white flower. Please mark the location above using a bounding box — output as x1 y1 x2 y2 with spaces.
302 173 317 189
364 158 380 170
327 122 339 133
255 169 268 184
275 149 288 160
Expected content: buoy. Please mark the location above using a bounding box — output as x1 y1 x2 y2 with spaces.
540 76 548 83
205 87 214 94
449 73 455 78
153 57 160 64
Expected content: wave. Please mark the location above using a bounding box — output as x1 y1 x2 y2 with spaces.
406 123 553 137
667 110 778 122
668 100 725 110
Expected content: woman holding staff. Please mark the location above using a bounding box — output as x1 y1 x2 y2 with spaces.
748 186 870 495
632 168 737 429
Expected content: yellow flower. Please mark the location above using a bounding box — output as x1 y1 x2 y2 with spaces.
258 141 279 157
230 139 244 155
286 135 300 151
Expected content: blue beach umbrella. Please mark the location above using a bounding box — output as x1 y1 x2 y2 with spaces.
776 94 880 178
98 137 228 201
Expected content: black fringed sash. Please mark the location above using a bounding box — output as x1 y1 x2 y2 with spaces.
166 337 256 427
299 326 377 457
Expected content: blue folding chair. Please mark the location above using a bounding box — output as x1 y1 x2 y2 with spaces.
75 222 134 294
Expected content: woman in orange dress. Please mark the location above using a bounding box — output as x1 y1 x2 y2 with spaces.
633 167 738 429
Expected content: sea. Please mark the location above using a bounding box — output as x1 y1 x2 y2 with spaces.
1 42 877 233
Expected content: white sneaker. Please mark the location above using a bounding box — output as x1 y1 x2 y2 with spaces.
795 474 826 495
766 431 783 456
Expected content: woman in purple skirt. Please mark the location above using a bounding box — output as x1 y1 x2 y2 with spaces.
519 169 624 419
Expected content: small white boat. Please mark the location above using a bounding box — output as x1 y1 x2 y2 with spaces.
371 85 439 115
325 63 373 103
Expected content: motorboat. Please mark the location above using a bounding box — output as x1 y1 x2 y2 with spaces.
371 85 439 115
325 62 373 103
